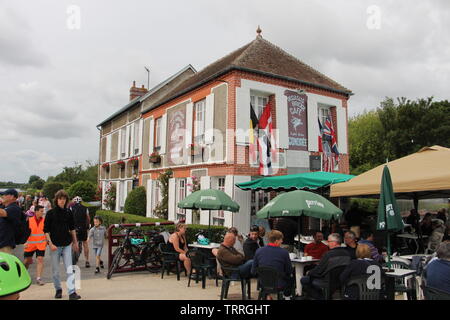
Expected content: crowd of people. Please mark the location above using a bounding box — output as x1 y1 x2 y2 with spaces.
0 188 107 300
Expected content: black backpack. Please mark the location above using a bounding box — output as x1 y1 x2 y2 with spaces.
15 211 32 245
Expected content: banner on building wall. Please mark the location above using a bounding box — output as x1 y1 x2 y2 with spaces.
167 105 186 166
284 90 308 151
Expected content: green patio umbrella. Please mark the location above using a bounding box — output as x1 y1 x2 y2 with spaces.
177 189 240 239
376 166 404 268
256 190 343 249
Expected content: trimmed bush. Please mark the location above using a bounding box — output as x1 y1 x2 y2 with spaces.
124 186 146 216
68 180 96 202
42 182 64 200
95 210 227 243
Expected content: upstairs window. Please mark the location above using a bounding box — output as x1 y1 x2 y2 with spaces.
154 117 162 151
194 100 206 145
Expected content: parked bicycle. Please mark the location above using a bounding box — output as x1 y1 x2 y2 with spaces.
107 226 165 279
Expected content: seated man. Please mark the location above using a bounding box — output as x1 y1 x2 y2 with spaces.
217 232 253 279
300 233 351 299
304 231 329 260
251 230 294 299
424 241 450 294
358 229 383 263
243 226 261 261
344 231 358 260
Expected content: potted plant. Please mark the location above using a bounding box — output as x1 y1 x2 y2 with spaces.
149 152 161 164
128 157 139 167
117 160 125 169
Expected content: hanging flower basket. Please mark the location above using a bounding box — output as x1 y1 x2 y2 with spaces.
117 160 125 169
149 152 161 164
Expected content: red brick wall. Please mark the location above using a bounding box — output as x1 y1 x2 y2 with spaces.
139 69 350 182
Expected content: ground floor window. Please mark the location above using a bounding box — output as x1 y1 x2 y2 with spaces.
212 177 226 226
176 178 186 221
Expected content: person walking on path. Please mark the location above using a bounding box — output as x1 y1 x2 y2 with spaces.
43 190 81 300
0 189 22 255
23 205 47 286
70 196 91 268
88 216 107 274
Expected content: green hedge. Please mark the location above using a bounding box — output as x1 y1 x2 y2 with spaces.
95 210 227 243
124 186 146 216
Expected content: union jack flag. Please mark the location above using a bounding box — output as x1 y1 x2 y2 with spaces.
319 116 340 171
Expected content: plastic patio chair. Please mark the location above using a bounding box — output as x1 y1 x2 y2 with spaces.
423 286 450 300
186 249 216 289
159 243 186 281
219 265 251 300
256 266 285 300
343 275 382 300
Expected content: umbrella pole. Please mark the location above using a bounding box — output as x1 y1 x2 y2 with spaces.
387 232 392 270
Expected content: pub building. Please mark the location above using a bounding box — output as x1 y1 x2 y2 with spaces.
97 28 352 234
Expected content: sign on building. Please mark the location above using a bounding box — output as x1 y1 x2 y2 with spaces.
284 90 308 151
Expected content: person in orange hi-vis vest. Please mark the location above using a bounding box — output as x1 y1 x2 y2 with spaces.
24 205 47 286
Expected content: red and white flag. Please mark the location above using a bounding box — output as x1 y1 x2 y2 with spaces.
258 103 276 176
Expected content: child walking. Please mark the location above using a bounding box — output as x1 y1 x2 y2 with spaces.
88 216 107 274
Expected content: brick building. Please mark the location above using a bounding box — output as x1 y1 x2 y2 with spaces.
98 32 352 233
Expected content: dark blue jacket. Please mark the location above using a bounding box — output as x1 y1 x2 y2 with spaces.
251 245 293 288
0 203 22 249
426 259 450 294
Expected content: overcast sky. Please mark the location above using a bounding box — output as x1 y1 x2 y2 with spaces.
1 0 449 183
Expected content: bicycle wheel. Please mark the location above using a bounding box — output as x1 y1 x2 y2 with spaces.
107 247 123 279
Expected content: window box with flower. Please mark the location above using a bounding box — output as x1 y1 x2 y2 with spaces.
149 151 161 164
117 160 125 169
101 162 110 172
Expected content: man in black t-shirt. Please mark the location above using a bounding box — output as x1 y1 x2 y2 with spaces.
0 189 22 254
70 196 91 267
44 190 81 300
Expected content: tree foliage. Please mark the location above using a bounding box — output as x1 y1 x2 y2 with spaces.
349 97 450 175
42 182 64 201
67 180 97 202
153 170 173 219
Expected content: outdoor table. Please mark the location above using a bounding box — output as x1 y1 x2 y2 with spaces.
189 242 221 250
384 268 418 300
290 257 320 296
396 234 429 254
398 254 432 260
188 242 221 278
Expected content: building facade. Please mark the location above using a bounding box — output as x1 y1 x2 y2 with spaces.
98 34 352 233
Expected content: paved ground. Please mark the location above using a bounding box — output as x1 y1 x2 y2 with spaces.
13 242 258 300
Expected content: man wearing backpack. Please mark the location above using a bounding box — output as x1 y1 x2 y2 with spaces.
0 189 23 254
70 196 90 267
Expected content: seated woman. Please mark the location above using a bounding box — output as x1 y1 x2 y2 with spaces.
168 223 192 275
340 244 382 300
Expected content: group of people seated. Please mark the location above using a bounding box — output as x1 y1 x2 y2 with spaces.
165 221 450 300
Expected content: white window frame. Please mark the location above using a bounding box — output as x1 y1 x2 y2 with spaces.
120 127 127 159
118 181 125 212
152 180 161 211
154 117 162 151
133 120 140 155
194 100 206 145
176 178 187 220
319 105 331 126
213 177 226 226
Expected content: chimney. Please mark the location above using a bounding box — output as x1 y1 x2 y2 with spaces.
129 80 148 101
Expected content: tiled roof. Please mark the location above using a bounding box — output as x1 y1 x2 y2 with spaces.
144 36 352 112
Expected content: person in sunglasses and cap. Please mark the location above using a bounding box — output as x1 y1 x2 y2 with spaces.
0 189 22 254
